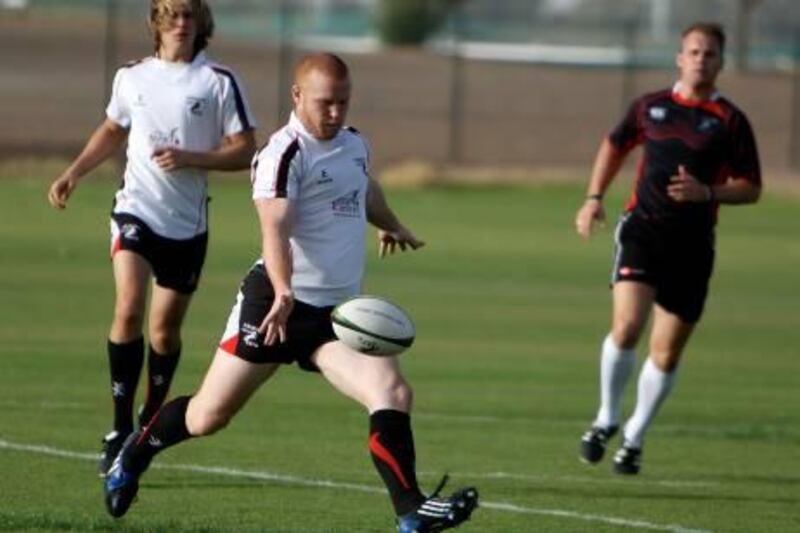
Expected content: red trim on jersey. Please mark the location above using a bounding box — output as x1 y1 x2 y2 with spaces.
625 155 647 212
670 91 726 119
369 432 411 490
220 335 239 355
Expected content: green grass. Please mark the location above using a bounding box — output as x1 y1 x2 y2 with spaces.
1 174 798 532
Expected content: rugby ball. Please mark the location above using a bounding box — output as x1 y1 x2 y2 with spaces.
331 295 415 356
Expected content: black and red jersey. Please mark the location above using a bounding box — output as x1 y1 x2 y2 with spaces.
608 86 761 232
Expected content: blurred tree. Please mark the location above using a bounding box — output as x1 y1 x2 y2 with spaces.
376 0 463 45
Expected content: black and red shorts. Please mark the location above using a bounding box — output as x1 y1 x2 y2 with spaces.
611 213 715 323
110 212 207 294
218 262 337 371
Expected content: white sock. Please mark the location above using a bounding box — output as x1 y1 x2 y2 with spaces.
623 358 677 449
593 334 636 429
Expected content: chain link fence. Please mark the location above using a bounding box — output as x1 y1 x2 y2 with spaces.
1 0 798 173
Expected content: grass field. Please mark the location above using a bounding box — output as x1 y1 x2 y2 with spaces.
1 173 798 532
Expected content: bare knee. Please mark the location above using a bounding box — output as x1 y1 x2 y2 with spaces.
148 325 181 354
370 377 413 413
649 349 682 373
111 302 145 340
611 320 645 350
186 405 231 437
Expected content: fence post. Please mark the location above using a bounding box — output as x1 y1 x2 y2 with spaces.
791 31 800 170
620 17 638 116
276 0 293 129
104 0 119 107
447 4 465 164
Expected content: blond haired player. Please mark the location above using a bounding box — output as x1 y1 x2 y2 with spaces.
47 0 256 475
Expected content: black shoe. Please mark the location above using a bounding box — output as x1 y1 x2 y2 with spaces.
396 475 479 533
613 444 642 475
98 430 130 478
104 430 151 518
579 425 618 464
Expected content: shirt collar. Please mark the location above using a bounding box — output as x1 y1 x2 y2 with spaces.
672 81 720 102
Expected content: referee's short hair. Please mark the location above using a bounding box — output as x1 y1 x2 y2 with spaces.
149 0 215 57
680 22 726 54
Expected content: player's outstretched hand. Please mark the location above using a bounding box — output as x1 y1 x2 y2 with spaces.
48 174 78 209
378 227 425 258
575 197 605 239
667 165 712 203
258 291 294 346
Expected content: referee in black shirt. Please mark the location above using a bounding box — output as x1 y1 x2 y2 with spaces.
574 22 761 475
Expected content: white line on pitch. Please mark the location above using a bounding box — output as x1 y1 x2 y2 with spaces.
0 437 711 533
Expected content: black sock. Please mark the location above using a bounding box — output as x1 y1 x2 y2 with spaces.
128 395 193 473
108 338 144 434
139 344 181 426
369 410 426 516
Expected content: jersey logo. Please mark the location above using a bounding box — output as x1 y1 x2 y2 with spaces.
316 169 333 185
186 97 206 117
133 94 146 107
354 157 368 175
148 128 180 148
121 223 141 242
619 266 646 276
332 190 361 218
241 322 260 348
697 116 720 133
648 106 667 122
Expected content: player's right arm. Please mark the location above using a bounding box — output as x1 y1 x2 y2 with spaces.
48 118 128 209
575 138 627 239
254 198 295 346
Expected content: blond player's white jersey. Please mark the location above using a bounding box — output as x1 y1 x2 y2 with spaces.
252 113 370 307
106 52 256 239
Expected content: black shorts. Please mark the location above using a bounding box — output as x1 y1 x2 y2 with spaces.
110 212 208 294
218 262 337 371
611 213 715 323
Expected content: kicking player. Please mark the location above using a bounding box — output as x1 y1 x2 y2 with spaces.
47 0 256 475
102 52 479 531
574 22 761 474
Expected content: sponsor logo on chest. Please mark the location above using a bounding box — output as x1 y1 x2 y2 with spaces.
332 189 361 218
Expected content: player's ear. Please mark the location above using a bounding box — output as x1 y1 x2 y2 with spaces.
290 84 301 105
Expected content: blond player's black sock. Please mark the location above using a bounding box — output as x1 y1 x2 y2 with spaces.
128 395 193 473
139 344 181 426
108 337 144 434
369 409 426 515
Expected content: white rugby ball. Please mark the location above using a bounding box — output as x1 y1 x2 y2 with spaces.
331 295 415 356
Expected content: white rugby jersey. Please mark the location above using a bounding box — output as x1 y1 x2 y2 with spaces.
252 113 371 307
106 52 256 239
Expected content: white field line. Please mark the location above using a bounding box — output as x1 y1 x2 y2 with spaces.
0 437 711 533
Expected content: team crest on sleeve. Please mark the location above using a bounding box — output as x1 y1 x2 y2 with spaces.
332 190 361 217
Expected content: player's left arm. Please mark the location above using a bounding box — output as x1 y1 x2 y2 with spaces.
152 129 257 172
366 178 425 258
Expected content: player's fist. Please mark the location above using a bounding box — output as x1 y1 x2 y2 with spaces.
575 197 605 239
48 174 78 209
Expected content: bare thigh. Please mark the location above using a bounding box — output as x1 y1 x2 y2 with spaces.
312 341 412 414
186 349 280 435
